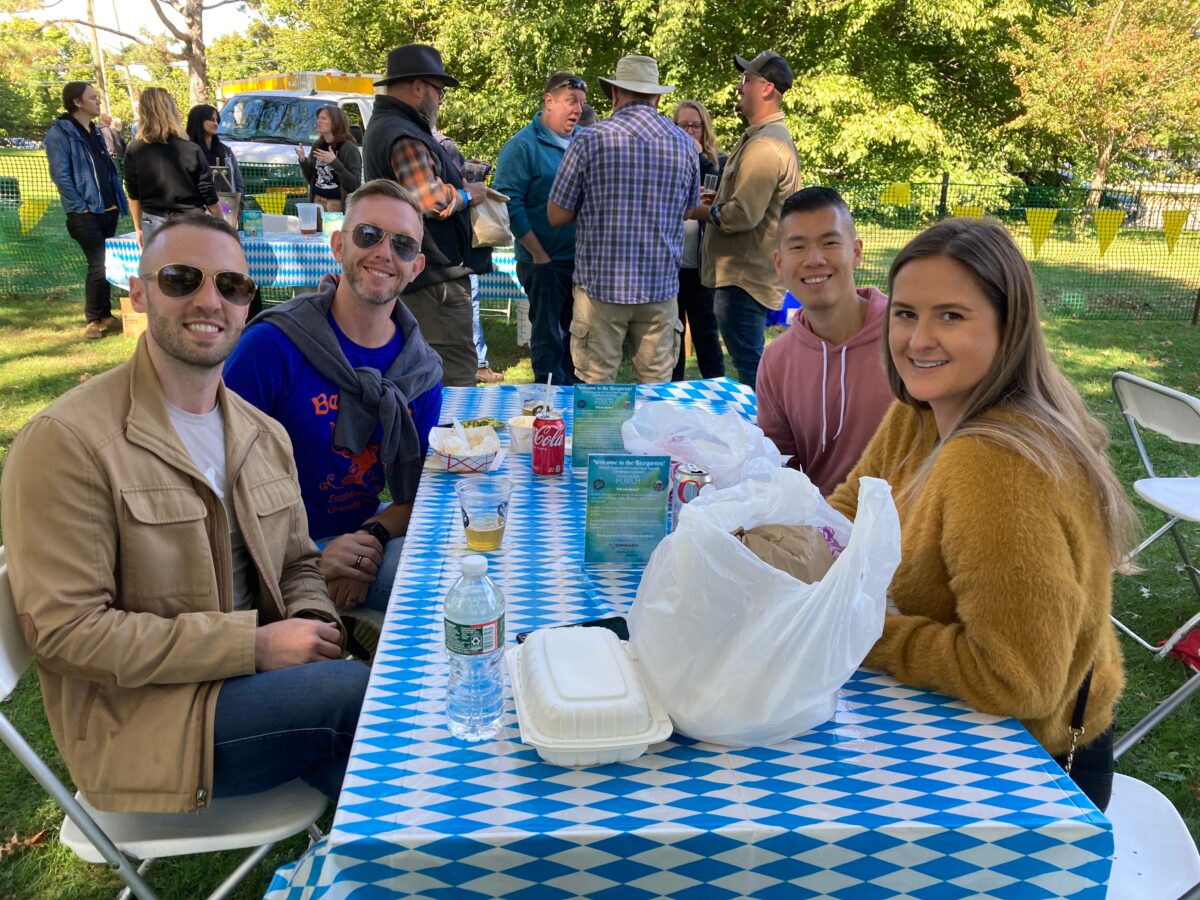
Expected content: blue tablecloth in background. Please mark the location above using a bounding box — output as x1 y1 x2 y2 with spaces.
104 232 526 310
265 378 1112 899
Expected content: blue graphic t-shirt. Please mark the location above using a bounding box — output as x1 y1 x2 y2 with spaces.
224 314 443 540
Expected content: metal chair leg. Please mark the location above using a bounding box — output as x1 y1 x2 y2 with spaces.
1115 669 1200 760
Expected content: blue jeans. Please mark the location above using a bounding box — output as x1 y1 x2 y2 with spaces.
364 535 405 610
515 259 576 385
470 274 489 368
212 658 369 801
715 285 769 387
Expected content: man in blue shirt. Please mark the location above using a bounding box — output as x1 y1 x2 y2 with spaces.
548 55 699 384
493 71 587 385
225 180 443 647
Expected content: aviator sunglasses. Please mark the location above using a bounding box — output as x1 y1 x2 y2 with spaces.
139 264 258 306
351 222 421 261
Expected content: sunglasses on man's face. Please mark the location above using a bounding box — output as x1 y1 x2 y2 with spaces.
139 264 258 306
550 76 587 93
350 222 422 261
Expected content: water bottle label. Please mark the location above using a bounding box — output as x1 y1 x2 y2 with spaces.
445 615 504 655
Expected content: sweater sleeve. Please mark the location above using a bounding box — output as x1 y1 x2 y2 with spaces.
755 345 798 467
825 401 904 519
493 137 532 240
333 142 362 195
863 438 1091 722
123 142 141 201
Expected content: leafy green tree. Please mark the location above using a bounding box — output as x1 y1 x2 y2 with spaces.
0 18 94 138
1005 0 1200 194
257 0 1056 181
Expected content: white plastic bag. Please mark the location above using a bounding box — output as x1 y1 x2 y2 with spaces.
628 467 900 747
621 401 782 488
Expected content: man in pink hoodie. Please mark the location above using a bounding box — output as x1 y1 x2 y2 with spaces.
756 187 894 494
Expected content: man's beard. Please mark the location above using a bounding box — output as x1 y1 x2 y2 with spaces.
346 259 403 306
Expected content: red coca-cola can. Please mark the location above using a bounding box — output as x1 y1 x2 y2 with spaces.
531 409 565 476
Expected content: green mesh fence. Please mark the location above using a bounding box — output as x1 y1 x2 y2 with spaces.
2 147 1198 320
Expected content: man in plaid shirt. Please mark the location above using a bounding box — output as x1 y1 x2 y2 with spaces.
363 44 487 387
548 55 700 384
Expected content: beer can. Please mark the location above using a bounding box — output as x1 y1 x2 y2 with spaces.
671 463 712 529
531 409 565 476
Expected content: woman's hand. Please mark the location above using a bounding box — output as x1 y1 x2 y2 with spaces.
312 147 336 164
294 144 306 163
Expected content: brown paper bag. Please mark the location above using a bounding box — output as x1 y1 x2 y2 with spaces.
732 524 834 585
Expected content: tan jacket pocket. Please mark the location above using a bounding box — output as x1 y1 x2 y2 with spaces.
120 487 214 605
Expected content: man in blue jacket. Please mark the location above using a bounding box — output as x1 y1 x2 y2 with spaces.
44 82 129 340
493 72 586 385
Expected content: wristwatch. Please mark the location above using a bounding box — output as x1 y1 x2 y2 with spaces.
359 521 391 546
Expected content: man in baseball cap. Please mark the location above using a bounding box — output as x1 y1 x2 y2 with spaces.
696 50 802 386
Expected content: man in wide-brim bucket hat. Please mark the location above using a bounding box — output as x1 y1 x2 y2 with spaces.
597 55 675 100
546 54 700 385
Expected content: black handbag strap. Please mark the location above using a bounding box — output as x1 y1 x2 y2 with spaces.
1064 666 1094 774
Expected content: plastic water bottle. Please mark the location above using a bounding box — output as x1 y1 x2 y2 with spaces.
444 555 506 741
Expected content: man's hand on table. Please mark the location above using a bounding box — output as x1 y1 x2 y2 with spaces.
255 618 342 670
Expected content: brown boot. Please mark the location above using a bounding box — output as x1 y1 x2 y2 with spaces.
475 366 505 384
84 316 122 340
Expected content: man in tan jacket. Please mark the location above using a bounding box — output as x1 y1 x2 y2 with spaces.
0 215 368 814
698 50 802 386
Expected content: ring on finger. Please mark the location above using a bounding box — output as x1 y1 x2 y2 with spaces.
353 554 364 569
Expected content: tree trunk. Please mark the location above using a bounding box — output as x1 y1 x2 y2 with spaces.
1089 136 1115 208
185 0 206 104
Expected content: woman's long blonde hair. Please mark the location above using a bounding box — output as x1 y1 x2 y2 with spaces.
137 87 186 144
883 217 1136 565
673 100 721 170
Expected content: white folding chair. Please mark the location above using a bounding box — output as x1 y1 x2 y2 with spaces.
0 546 328 900
1106 773 1200 898
1111 371 1200 657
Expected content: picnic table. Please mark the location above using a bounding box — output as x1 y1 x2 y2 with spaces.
265 378 1113 899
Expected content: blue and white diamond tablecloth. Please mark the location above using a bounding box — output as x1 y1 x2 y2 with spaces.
104 233 526 305
266 379 1112 899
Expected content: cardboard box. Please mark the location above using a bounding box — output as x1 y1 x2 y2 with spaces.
118 295 147 339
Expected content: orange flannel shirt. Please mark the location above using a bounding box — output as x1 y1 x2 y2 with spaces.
389 138 464 220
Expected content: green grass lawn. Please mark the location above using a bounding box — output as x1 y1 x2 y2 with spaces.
1 292 1200 897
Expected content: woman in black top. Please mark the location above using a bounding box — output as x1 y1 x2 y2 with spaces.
124 87 219 247
295 106 362 212
674 100 726 381
186 103 243 195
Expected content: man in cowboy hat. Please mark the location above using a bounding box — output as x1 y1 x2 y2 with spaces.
696 50 802 387
363 44 487 388
547 55 700 384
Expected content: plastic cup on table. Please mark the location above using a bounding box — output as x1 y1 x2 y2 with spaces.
455 477 513 552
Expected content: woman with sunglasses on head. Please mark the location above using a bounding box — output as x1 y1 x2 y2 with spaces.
673 100 726 381
296 106 362 213
186 104 243 196
826 217 1134 811
124 87 221 248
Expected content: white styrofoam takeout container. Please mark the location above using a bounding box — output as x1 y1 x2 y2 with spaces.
506 627 673 767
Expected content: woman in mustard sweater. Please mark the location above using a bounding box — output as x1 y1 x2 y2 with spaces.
827 217 1134 810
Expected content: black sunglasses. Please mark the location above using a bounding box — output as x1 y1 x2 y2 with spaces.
139 264 257 306
549 76 587 93
351 223 422 261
